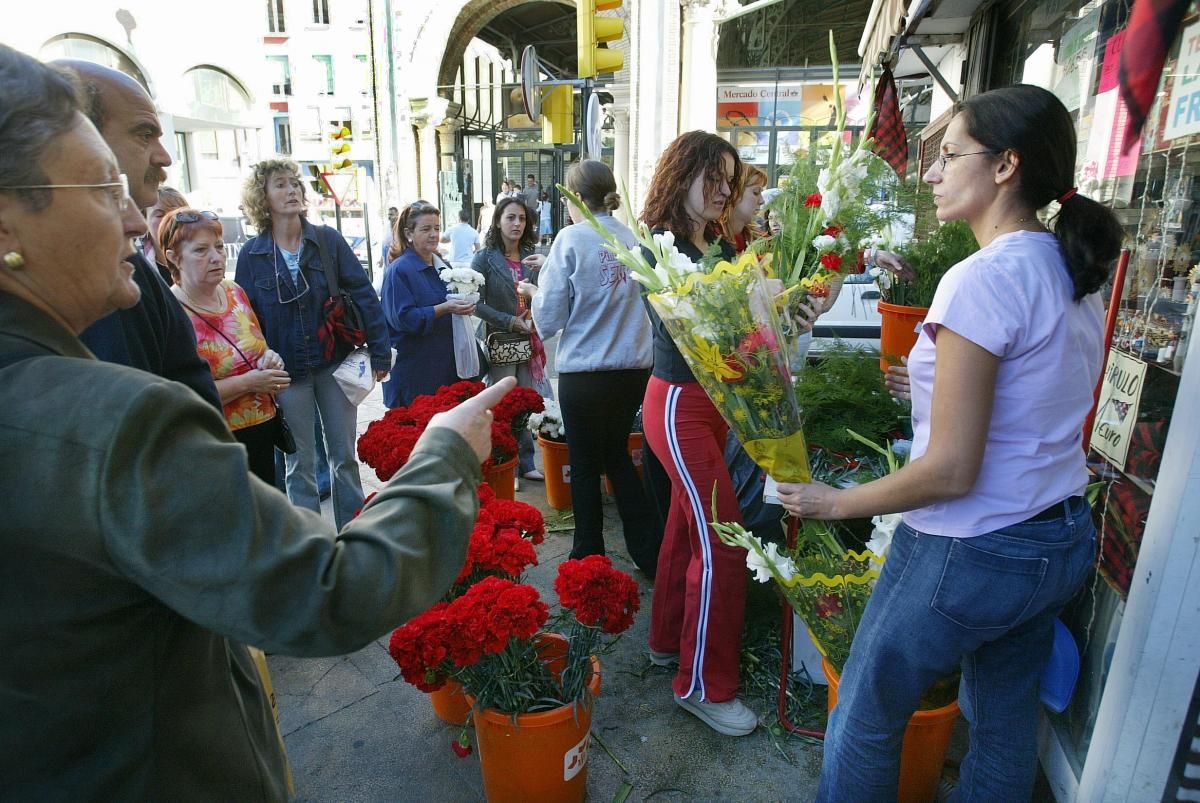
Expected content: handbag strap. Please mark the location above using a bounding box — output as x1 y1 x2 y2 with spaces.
178 297 280 414
314 225 340 299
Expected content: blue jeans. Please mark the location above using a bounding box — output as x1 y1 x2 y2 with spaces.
816 498 1097 803
277 365 365 530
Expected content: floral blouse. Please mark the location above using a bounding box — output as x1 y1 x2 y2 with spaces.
182 280 274 431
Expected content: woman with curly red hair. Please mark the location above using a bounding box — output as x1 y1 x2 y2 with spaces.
639 131 757 737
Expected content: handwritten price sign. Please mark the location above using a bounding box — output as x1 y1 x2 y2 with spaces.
1091 349 1148 469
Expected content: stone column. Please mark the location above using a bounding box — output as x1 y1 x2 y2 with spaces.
679 0 731 134
610 105 631 224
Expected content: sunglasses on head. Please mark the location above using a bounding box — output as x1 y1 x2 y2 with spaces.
173 210 220 224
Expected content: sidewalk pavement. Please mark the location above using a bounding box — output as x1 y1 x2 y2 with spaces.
268 378 828 802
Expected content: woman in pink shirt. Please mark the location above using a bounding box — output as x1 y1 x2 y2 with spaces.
777 85 1123 801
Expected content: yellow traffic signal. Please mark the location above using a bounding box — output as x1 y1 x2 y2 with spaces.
578 0 624 79
542 85 573 145
329 124 353 171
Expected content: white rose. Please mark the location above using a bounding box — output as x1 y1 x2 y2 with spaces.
811 234 837 253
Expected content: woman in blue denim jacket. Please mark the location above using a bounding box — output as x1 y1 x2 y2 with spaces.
235 160 389 529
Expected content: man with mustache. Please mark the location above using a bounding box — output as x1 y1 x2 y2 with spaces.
53 59 220 409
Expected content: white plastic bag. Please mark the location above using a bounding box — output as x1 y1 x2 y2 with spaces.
333 346 375 405
449 291 480 378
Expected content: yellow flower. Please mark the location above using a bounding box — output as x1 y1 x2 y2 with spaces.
685 336 741 381
733 408 749 422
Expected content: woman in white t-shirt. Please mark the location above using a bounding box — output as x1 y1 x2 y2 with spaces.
777 85 1123 801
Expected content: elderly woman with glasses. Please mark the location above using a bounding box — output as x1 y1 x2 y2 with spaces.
160 207 289 484
235 159 390 529
0 44 512 799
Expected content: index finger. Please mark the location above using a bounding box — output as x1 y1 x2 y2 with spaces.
459 377 518 412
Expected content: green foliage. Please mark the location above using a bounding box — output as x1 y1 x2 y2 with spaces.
793 344 902 453
886 219 979 307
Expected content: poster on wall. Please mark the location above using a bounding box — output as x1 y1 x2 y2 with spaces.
1162 20 1200 141
1082 29 1141 204
1091 349 1148 470
1053 7 1100 112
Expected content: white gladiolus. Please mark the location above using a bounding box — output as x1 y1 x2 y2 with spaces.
653 231 675 252
667 249 700 276
746 539 799 584
866 513 902 559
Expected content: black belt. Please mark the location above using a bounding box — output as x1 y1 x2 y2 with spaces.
1023 496 1083 523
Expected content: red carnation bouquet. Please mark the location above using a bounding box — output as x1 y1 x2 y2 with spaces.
388 556 640 715
447 486 545 596
358 381 543 480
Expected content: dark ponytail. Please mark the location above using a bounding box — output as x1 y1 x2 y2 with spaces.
961 85 1124 300
392 200 439 261
566 159 620 213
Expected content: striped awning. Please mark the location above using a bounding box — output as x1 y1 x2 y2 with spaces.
857 0 910 86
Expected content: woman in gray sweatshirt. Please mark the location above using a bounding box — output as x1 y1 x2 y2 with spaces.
524 160 661 577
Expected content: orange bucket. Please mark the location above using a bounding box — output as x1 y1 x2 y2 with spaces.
472 635 602 803
603 433 645 496
823 659 960 803
429 679 472 725
878 301 930 372
538 436 573 510
483 456 518 500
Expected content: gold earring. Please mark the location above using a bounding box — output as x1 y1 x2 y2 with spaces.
3 251 25 269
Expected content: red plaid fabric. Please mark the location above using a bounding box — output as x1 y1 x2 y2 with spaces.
869 67 907 176
1119 0 1190 153
318 295 367 361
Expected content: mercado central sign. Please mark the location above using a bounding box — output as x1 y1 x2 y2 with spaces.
716 81 864 129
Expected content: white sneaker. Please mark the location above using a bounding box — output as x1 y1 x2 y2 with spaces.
649 649 679 667
674 693 758 736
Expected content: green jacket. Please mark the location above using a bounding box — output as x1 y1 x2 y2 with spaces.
0 292 479 801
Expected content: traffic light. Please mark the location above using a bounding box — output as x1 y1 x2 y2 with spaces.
578 0 624 79
329 124 353 171
542 85 573 145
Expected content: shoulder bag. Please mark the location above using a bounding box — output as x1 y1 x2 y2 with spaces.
314 226 368 362
180 300 296 454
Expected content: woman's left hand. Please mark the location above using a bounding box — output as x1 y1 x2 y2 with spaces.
521 253 545 272
517 280 538 299
776 480 840 519
258 349 285 371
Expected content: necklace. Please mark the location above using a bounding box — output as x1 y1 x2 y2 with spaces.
994 216 1030 231
178 286 225 315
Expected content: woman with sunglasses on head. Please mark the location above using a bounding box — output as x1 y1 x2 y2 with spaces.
235 159 390 530
471 195 551 481
161 208 289 485
638 131 760 738
776 86 1123 801
380 200 476 408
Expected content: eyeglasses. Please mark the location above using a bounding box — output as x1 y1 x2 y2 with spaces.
272 236 310 305
0 174 131 210
936 151 999 171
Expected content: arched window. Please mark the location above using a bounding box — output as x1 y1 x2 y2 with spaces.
40 33 150 90
182 66 252 116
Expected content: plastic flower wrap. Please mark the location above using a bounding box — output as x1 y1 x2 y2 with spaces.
560 187 812 482
712 430 905 673
755 32 899 335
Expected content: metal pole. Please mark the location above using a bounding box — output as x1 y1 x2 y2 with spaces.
334 201 343 233
363 202 374 283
